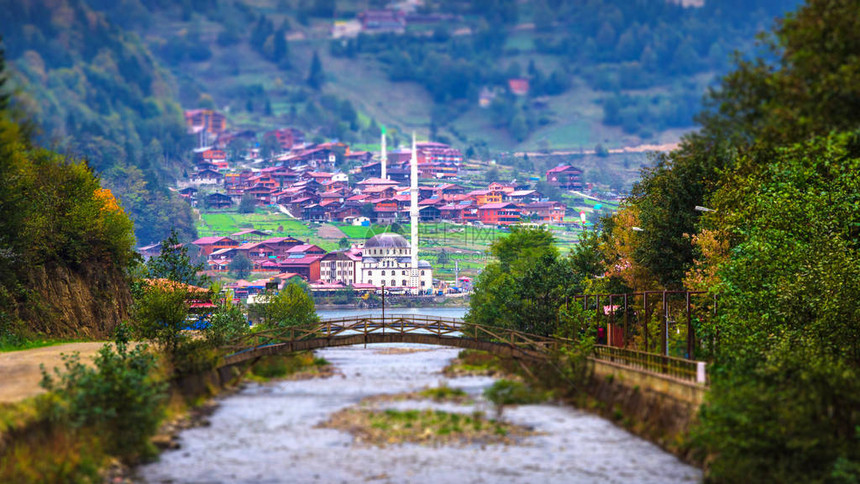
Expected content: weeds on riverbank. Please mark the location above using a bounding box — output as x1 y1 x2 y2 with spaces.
320 408 537 447
248 352 333 381
442 349 512 377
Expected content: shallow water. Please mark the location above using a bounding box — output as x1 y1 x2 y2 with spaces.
138 343 701 483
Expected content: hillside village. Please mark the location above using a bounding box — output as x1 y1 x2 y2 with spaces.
146 108 598 300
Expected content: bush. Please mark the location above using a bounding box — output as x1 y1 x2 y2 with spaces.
484 379 547 418
39 326 167 462
204 301 248 347
132 283 190 359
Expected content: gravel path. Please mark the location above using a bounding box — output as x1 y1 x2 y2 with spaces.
0 342 107 403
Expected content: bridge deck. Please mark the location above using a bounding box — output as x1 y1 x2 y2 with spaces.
222 314 707 385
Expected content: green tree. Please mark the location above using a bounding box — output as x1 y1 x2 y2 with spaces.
145 228 208 286
338 237 350 249
239 193 257 214
261 132 281 160
466 227 575 336
437 249 450 268
133 283 190 358
0 35 9 112
306 51 325 90
228 252 253 279
204 295 248 347
256 283 320 330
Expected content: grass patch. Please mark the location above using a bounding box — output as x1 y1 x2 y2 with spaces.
248 351 332 381
319 408 537 447
0 337 88 353
418 384 469 403
443 349 510 377
485 379 550 406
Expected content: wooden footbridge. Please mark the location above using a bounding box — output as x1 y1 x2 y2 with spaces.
222 314 707 385
223 314 562 365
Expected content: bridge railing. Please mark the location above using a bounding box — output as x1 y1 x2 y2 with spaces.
592 344 707 385
223 316 707 385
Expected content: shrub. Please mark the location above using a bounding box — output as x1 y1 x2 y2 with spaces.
204 301 248 347
39 325 167 462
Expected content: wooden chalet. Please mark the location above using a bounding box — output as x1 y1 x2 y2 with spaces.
204 192 233 209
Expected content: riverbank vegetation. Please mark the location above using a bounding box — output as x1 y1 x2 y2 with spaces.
463 1 860 481
248 352 333 382
320 407 536 447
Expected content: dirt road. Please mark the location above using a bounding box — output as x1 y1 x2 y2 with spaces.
0 342 107 403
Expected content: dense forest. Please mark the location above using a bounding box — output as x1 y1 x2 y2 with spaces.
0 0 196 245
0 40 137 340
466 0 860 480
0 0 803 243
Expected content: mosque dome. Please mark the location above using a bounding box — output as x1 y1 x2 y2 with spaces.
365 232 410 249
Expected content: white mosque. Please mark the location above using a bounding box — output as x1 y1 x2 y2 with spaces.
364 131 432 294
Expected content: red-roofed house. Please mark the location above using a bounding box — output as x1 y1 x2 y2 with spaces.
193 236 240 257
478 202 521 225
546 165 583 190
521 201 566 223
508 79 530 96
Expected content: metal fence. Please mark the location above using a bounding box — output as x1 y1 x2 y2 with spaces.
592 344 708 385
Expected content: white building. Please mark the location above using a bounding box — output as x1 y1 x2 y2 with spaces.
360 233 432 292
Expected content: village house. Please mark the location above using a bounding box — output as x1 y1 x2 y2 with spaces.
319 248 363 285
204 192 233 209
546 165 584 190
192 169 224 185
521 201 567 223
193 236 240 257
478 202 521 225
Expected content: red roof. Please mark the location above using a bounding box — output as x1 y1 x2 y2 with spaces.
546 165 579 174
479 202 518 210
508 78 530 95
193 236 236 245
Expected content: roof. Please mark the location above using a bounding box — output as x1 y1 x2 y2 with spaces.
279 255 324 266
142 278 209 295
193 236 236 245
358 177 400 186
546 165 580 174
287 244 324 253
232 229 269 236
365 232 409 249
479 202 519 210
508 190 536 197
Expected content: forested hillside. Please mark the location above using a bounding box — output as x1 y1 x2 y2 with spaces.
0 0 196 244
1 0 802 244
107 0 801 152
0 44 136 340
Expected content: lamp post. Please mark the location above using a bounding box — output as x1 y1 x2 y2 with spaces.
381 282 386 326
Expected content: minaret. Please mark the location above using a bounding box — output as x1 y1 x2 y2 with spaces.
380 125 387 180
410 132 420 294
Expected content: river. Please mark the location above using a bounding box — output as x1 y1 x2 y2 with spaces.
138 308 701 483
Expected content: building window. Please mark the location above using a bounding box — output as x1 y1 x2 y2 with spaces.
391 279 396 286
368 271 372 276
381 270 386 276
421 270 425 275
421 281 425 286
402 270 406 275
402 280 407 286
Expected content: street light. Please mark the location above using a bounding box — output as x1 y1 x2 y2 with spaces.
631 226 644 232
694 205 716 213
